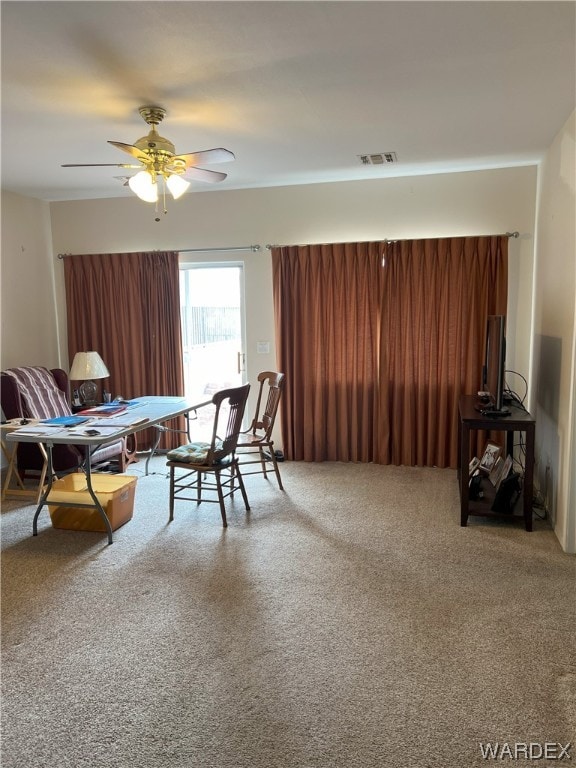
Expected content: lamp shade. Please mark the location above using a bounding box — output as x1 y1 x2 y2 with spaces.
166 174 190 200
69 352 110 381
129 170 159 202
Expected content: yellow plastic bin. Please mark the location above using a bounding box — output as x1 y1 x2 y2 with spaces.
48 473 137 532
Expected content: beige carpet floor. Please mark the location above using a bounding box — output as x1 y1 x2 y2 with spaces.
1 458 575 768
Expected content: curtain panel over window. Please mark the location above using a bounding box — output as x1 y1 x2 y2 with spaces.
376 236 508 467
272 242 384 462
272 236 508 468
64 251 184 450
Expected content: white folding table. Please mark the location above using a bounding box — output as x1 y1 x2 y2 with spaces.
6 396 210 544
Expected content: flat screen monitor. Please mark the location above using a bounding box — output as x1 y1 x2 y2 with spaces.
483 314 508 414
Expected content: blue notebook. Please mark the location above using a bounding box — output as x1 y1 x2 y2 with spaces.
41 415 90 426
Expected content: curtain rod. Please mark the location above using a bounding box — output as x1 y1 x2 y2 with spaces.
180 245 261 254
383 232 519 244
265 232 519 250
57 245 261 259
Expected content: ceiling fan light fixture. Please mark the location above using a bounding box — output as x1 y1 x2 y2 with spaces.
129 170 158 202
166 174 190 199
62 106 234 218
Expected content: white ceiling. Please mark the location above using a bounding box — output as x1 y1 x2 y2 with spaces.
1 1 574 202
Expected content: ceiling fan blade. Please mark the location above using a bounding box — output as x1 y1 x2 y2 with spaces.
62 163 143 168
173 148 235 168
107 141 150 162
185 167 228 183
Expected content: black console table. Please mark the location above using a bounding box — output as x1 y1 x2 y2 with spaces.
458 395 536 530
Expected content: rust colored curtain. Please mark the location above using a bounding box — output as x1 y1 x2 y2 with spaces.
64 251 184 450
376 236 508 467
272 242 384 462
272 236 507 468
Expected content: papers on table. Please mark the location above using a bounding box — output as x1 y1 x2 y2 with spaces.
66 426 125 437
76 400 148 416
10 414 148 439
77 404 127 416
4 397 194 441
85 415 149 428
10 425 70 437
66 414 149 437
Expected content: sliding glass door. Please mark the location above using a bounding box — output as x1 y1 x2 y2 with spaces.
179 263 245 438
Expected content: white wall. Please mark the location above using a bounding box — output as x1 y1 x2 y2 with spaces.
532 110 576 553
1 192 61 369
49 166 537 387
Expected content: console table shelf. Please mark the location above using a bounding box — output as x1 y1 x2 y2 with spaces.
458 395 536 530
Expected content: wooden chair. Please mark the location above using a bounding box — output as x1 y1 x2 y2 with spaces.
235 371 285 490
167 383 251 527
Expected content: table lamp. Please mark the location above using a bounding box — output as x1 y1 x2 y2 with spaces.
69 351 110 405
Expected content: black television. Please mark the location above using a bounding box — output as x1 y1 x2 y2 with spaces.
481 314 510 416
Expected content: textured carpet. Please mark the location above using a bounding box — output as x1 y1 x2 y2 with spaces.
1 458 575 768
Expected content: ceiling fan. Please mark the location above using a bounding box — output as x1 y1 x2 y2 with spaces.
62 106 234 214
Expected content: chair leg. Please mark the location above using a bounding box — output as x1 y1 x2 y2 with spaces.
215 471 227 527
258 447 269 478
169 465 175 521
269 450 284 491
234 462 251 512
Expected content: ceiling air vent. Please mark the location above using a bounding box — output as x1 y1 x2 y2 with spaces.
358 152 398 165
